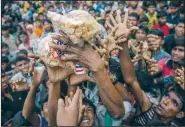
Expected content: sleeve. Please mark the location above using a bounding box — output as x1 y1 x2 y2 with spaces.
158 58 168 70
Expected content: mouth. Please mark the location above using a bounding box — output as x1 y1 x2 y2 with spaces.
81 117 90 123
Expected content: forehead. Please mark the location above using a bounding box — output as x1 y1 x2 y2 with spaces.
16 60 28 65
177 23 184 27
168 91 182 104
173 46 184 50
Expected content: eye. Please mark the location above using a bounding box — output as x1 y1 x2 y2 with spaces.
87 107 93 112
172 99 179 107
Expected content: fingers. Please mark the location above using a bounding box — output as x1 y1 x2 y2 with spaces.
65 96 69 107
106 21 114 30
69 92 74 100
128 26 139 34
116 10 122 24
110 25 119 37
110 13 117 26
72 87 81 105
58 98 65 111
61 54 80 62
96 36 107 48
28 53 40 59
29 59 35 76
115 38 127 44
123 11 128 25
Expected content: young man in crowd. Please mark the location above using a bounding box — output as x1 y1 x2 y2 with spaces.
167 1 181 34
2 42 17 63
2 25 20 51
163 18 184 54
152 11 169 37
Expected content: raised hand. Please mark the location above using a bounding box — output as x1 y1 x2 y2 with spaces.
147 60 161 76
10 78 29 92
29 58 45 87
174 67 184 90
29 53 74 83
57 88 85 126
69 73 95 86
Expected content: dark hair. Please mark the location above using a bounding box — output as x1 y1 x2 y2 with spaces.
15 56 29 64
157 11 167 18
172 37 184 49
178 18 185 25
146 1 157 7
170 1 181 7
2 25 9 31
89 8 96 12
148 28 164 39
140 15 149 23
169 85 185 112
105 10 111 15
18 31 28 37
2 42 9 48
43 19 52 25
2 56 9 63
83 98 96 114
18 49 28 56
138 24 149 34
129 12 140 21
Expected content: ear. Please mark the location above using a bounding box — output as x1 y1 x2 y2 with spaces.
176 111 185 119
161 40 164 45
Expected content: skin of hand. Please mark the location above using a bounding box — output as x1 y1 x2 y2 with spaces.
174 67 184 90
57 88 85 126
28 53 74 83
147 61 162 76
10 78 29 92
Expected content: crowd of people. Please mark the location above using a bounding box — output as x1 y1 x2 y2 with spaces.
1 1 185 126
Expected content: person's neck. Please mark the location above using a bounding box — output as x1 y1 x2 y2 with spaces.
154 113 172 124
149 12 155 16
151 48 160 54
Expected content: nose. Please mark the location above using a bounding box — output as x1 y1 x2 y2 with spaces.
84 110 87 116
163 98 171 105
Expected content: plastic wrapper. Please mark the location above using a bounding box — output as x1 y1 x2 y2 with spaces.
47 10 103 47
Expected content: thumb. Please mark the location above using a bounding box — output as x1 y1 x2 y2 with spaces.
58 98 65 112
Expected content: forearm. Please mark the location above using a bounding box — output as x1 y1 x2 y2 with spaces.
22 85 37 119
120 43 137 83
93 68 124 111
48 82 60 126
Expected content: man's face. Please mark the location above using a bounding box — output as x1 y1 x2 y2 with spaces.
156 91 183 118
171 46 184 62
2 30 9 36
147 5 156 14
158 16 167 26
105 5 111 11
1 74 9 92
2 47 9 55
147 34 162 52
43 22 52 31
175 23 184 37
80 104 96 126
158 2 166 9
16 60 29 75
170 6 179 15
2 62 8 71
135 29 147 42
19 34 28 43
127 16 137 28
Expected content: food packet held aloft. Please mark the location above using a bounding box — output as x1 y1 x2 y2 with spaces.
47 10 103 47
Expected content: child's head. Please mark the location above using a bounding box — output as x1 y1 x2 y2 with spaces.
147 2 156 14
157 11 167 26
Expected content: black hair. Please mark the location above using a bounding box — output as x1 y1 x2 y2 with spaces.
178 18 185 25
14 56 29 64
89 8 96 12
140 15 149 23
118 1 125 5
42 19 52 25
129 12 140 21
83 98 96 114
41 95 48 111
157 11 167 18
105 10 111 15
2 42 9 48
18 31 28 37
2 25 9 31
146 1 157 8
148 28 164 40
180 7 184 14
138 24 149 34
170 1 181 7
18 49 28 56
2 56 9 63
172 37 184 49
169 85 185 112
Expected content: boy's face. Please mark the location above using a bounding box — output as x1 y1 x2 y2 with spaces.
2 30 9 36
158 16 167 26
170 6 179 15
41 102 48 121
2 62 8 71
175 23 184 37
127 16 138 28
147 34 162 52
79 104 95 126
171 46 184 62
147 5 156 14
135 29 147 42
15 60 29 75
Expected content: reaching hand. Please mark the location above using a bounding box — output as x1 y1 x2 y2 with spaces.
10 78 29 92
147 60 161 76
174 67 184 90
29 53 74 83
57 88 85 126
69 73 96 86
29 58 45 87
